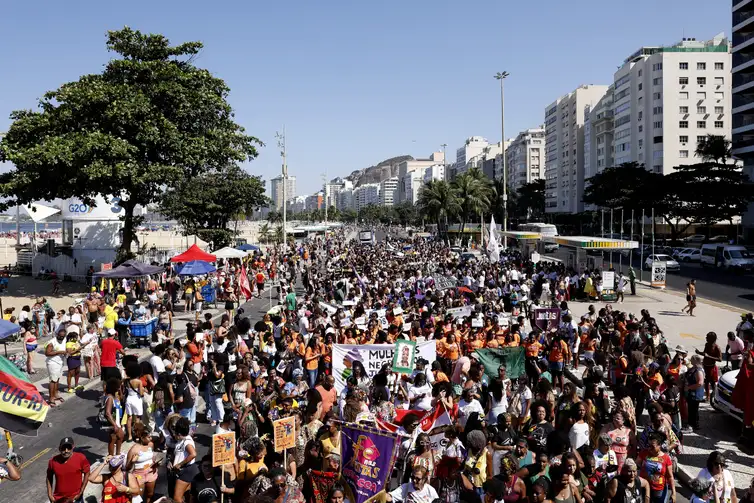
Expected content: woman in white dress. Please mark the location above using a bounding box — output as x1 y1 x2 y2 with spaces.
697 451 737 503
80 324 99 380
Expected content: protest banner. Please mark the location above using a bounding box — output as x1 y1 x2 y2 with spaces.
474 346 526 380
341 423 399 503
273 416 296 452
433 275 456 290
332 341 436 393
446 306 472 319
533 307 561 331
212 432 236 467
391 339 416 374
309 470 340 503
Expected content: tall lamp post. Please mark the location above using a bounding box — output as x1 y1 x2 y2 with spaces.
494 71 510 249
276 127 288 247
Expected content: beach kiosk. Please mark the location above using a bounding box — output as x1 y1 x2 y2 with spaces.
499 231 542 257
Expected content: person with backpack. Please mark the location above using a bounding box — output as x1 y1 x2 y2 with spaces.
173 361 198 428
100 377 125 457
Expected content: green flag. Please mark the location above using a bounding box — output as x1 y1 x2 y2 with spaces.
474 347 526 381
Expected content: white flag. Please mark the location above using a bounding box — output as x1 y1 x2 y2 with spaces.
487 215 500 262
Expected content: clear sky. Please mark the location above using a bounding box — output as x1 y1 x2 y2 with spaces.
0 0 730 197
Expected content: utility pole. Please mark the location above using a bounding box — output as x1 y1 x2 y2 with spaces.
494 72 510 249
276 127 288 247
321 171 328 225
440 143 448 178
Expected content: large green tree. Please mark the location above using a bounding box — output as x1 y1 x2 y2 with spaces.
159 164 268 248
0 27 261 258
452 167 493 238
417 179 460 242
514 179 546 221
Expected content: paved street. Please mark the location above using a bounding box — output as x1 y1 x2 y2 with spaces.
0 289 280 503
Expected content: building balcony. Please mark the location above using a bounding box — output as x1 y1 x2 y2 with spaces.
733 52 754 73
734 0 753 12
734 31 754 52
735 8 754 32
733 113 754 134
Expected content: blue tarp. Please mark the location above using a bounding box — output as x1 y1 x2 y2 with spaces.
237 244 259 251
177 260 217 276
0 320 21 341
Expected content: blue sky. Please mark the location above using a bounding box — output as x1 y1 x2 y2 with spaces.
0 0 729 197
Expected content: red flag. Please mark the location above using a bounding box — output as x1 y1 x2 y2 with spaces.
239 265 253 298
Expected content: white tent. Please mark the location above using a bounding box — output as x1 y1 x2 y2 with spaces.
21 203 60 223
212 246 248 259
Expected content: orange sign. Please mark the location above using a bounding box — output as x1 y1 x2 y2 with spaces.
273 416 296 452
212 432 236 467
101 263 113 272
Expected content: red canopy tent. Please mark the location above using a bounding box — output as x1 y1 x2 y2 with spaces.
170 244 217 263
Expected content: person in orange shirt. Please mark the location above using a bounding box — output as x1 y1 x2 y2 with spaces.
467 330 485 352
523 333 543 386
322 333 334 375
548 335 570 391
442 333 460 372
432 361 450 383
255 270 265 298
304 336 322 388
503 330 521 348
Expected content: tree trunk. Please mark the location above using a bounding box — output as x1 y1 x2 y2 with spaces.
118 200 137 262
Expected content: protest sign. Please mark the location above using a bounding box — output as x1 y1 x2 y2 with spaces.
212 432 236 467
433 275 456 290
392 339 417 374
273 416 296 452
341 423 399 503
533 307 561 331
474 347 526 380
446 306 472 319
332 341 436 393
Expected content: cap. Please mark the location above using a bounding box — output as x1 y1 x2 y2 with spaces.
108 454 125 469
59 436 74 449
135 300 141 305
674 344 688 354
107 328 117 335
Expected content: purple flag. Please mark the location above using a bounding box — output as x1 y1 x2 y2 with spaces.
534 307 561 331
341 423 399 503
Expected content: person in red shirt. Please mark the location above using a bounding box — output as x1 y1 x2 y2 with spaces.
47 436 91 503
100 328 126 392
315 375 338 420
255 271 265 298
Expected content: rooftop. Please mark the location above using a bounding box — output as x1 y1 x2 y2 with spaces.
623 33 729 64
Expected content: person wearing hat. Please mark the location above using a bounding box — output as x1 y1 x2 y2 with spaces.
101 327 127 392
88 453 140 503
47 437 91 503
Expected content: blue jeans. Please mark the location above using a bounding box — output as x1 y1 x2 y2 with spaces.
307 369 318 388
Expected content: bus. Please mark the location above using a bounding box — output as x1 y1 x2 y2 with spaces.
359 230 375 245
518 222 558 237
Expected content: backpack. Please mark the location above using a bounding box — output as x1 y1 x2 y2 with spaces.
97 396 111 426
187 378 198 400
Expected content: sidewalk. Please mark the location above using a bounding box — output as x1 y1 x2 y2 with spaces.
569 283 753 495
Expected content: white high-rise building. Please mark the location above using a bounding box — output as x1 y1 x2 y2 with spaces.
288 196 306 214
354 183 380 211
584 86 615 185
269 175 297 210
396 153 445 204
423 164 446 184
337 188 354 211
403 172 424 205
324 178 349 209
610 34 731 175
544 85 610 213
454 136 489 177
505 128 546 192
380 177 399 206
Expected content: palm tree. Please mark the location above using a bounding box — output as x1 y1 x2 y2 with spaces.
695 134 731 164
417 180 460 242
273 225 284 244
258 223 270 243
452 168 493 240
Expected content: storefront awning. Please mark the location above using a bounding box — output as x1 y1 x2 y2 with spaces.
543 236 639 249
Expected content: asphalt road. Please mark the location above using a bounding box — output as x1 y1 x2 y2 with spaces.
0 290 278 503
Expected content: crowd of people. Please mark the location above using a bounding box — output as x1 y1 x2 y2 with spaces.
7 228 754 503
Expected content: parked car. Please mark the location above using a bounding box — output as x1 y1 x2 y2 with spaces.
683 234 706 243
544 243 559 253
712 369 742 422
643 254 681 271
677 248 702 262
709 235 730 243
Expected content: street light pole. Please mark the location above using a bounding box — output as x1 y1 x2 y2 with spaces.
494 72 510 249
276 127 287 247
322 172 328 225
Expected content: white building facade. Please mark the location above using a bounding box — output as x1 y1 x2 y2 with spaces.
354 184 380 211
610 34 731 175
505 128 546 192
454 136 489 177
545 85 610 213
380 177 399 206
270 175 297 210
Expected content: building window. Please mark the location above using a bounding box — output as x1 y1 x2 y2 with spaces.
697 136 705 144
654 136 663 144
715 106 723 114
714 77 724 86
697 121 706 128
653 92 662 100
680 106 689 113
697 106 706 114
638 69 643 77
715 92 724 100
680 92 689 100
653 150 663 158
679 121 688 128
653 63 663 71
697 77 706 86
697 92 706 99
714 121 724 128
638 125 643 132
638 96 643 104
638 83 643 91
697 62 706 70
653 165 662 173
715 62 724 70
679 77 689 85
653 121 663 128
680 135 688 143
653 106 663 114
653 77 662 85
638 139 644 148
680 150 689 158
638 111 643 120
679 62 688 70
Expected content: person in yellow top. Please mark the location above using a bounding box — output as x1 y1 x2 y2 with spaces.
115 291 127 308
65 332 83 392
319 414 341 470
103 303 118 331
237 437 267 481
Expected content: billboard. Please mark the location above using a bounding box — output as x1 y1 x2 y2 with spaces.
62 196 123 221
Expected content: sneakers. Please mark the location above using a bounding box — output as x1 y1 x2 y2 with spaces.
67 388 75 394
76 385 85 391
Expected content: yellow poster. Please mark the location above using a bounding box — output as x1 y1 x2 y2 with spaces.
212 431 236 467
273 416 296 453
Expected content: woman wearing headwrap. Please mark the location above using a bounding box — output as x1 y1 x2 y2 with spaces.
462 429 493 498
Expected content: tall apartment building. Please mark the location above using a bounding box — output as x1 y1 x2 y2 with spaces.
324 178 349 209
732 1 754 240
288 196 306 214
505 128 546 192
584 87 615 184
269 175 297 210
454 136 489 177
337 188 354 211
544 85 610 213
380 177 399 206
609 34 731 176
354 183 380 212
423 165 446 184
305 192 324 211
396 153 445 204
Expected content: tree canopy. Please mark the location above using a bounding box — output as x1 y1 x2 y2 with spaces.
0 27 261 258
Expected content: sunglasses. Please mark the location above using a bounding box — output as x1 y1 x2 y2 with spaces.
411 476 424 483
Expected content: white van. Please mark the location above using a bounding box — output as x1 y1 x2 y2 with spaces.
700 244 754 271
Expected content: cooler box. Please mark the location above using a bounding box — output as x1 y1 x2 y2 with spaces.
130 317 158 338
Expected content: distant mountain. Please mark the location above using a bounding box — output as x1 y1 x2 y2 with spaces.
345 155 413 187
